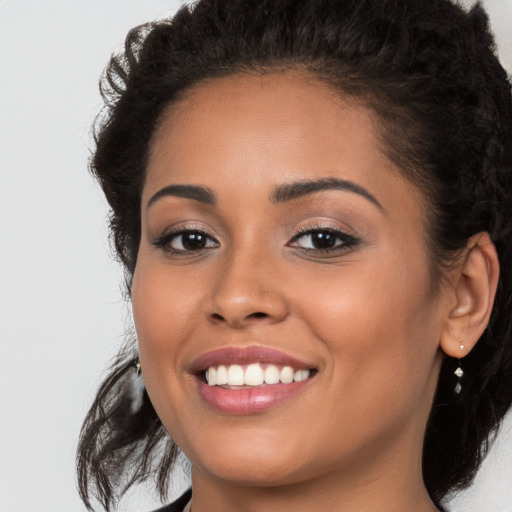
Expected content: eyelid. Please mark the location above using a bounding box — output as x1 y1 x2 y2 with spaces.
289 220 357 240
150 219 220 242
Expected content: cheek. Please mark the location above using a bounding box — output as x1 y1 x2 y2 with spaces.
294 253 439 407
133 256 203 334
131 260 201 396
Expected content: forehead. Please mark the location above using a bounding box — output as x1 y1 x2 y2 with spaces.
150 72 376 160
145 71 423 214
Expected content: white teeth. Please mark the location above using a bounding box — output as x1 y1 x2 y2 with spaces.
264 364 280 384
244 363 265 386
207 366 216 386
227 364 245 386
216 365 228 385
205 362 312 386
280 366 294 384
294 369 310 382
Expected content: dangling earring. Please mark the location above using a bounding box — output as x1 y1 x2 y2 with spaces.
128 357 145 413
133 357 142 376
454 343 465 394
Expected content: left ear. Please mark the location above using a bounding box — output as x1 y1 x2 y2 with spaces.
440 232 500 358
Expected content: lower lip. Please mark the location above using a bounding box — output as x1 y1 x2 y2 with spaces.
195 377 314 414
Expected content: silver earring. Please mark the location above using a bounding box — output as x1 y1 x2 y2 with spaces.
128 357 145 413
133 357 142 376
454 343 465 394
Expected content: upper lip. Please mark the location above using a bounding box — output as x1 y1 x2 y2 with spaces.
188 345 316 374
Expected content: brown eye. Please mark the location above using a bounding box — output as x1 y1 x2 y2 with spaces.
309 232 337 249
174 232 209 251
289 228 359 253
154 229 219 253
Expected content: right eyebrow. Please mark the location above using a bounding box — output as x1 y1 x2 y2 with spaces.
146 184 217 209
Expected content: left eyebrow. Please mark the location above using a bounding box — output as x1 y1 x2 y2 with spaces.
270 177 384 211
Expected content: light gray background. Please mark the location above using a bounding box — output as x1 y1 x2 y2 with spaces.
1 1 511 511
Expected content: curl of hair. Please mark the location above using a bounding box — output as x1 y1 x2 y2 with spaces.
78 0 512 509
77 338 179 511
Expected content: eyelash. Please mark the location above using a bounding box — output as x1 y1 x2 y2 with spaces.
152 227 220 256
152 225 360 256
287 225 360 254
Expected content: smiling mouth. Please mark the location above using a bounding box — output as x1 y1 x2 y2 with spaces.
192 347 318 413
203 363 316 387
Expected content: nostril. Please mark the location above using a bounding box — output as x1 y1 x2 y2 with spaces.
250 312 268 319
209 310 271 326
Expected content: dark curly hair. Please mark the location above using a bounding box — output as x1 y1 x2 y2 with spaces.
77 0 512 510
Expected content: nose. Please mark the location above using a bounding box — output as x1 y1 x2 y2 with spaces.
204 248 289 329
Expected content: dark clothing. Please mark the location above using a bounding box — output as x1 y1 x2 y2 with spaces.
152 489 192 512
151 489 449 511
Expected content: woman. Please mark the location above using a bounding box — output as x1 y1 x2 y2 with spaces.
77 0 512 510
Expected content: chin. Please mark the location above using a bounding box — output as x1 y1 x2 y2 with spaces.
185 430 314 486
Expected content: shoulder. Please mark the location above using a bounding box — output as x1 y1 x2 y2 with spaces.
151 489 192 512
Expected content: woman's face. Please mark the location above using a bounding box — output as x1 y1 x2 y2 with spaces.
132 72 449 487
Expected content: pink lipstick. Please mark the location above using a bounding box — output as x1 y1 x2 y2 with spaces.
190 346 316 414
